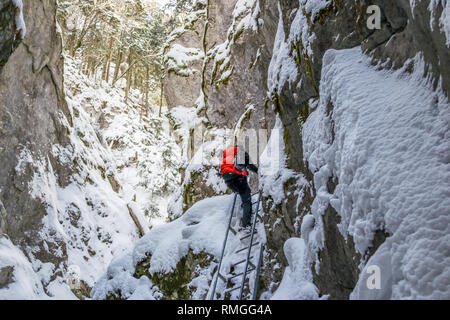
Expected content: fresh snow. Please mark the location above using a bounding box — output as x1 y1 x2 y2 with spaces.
232 0 261 32
428 0 450 47
0 55 182 299
234 104 255 138
267 0 329 94
0 237 76 299
168 105 205 163
165 44 204 76
271 238 319 300
64 57 181 226
208 0 261 87
303 47 450 299
165 9 206 46
167 127 229 219
267 2 298 95
92 195 267 300
12 0 26 39
3 0 449 302
410 0 450 47
301 0 331 20
259 116 308 208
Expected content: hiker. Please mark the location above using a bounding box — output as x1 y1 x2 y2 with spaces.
219 146 258 231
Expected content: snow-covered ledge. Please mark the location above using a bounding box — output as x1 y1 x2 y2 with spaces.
12 0 26 39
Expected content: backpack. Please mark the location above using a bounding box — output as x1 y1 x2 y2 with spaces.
220 146 248 177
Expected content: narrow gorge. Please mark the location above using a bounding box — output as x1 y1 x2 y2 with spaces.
0 0 449 300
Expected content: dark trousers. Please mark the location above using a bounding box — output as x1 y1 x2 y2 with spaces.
225 176 252 227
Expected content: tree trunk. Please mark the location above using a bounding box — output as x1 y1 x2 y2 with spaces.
145 65 150 115
125 48 134 102
105 38 114 84
134 65 139 90
93 58 98 82
102 38 113 81
159 79 163 117
73 12 99 56
112 49 123 85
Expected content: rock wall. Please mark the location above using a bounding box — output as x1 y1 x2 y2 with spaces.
164 0 450 299
269 0 449 299
0 0 20 70
0 0 73 283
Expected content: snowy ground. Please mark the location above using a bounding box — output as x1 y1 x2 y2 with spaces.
93 0 450 300
64 58 182 226
92 194 267 300
0 56 182 299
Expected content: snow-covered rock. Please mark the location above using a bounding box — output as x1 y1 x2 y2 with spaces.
92 195 267 300
271 238 319 300
304 47 450 299
0 48 182 299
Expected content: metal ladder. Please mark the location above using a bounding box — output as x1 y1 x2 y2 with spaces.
209 191 264 300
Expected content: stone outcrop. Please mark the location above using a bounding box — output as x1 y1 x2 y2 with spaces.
134 250 213 300
0 265 14 289
163 0 278 131
0 0 73 278
0 0 21 70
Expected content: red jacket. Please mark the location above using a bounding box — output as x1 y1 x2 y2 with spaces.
220 147 248 177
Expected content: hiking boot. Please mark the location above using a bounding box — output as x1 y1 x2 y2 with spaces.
239 225 253 234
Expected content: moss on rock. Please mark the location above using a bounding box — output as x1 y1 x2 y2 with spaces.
134 250 213 300
106 290 124 300
297 101 311 139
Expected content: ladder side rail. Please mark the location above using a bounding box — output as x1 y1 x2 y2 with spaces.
209 193 237 300
238 192 261 300
252 243 264 300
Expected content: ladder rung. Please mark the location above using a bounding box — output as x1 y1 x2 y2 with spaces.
228 267 256 281
236 242 260 254
224 286 241 294
228 272 244 280
240 233 251 241
211 191 265 301
231 256 254 267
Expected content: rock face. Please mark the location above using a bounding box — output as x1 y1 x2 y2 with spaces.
134 250 213 300
0 0 73 279
0 266 14 289
163 9 206 109
0 0 20 70
163 0 278 131
269 0 449 299
202 0 278 131
164 0 450 299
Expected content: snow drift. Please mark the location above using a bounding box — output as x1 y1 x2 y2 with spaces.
303 47 450 299
92 194 267 300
